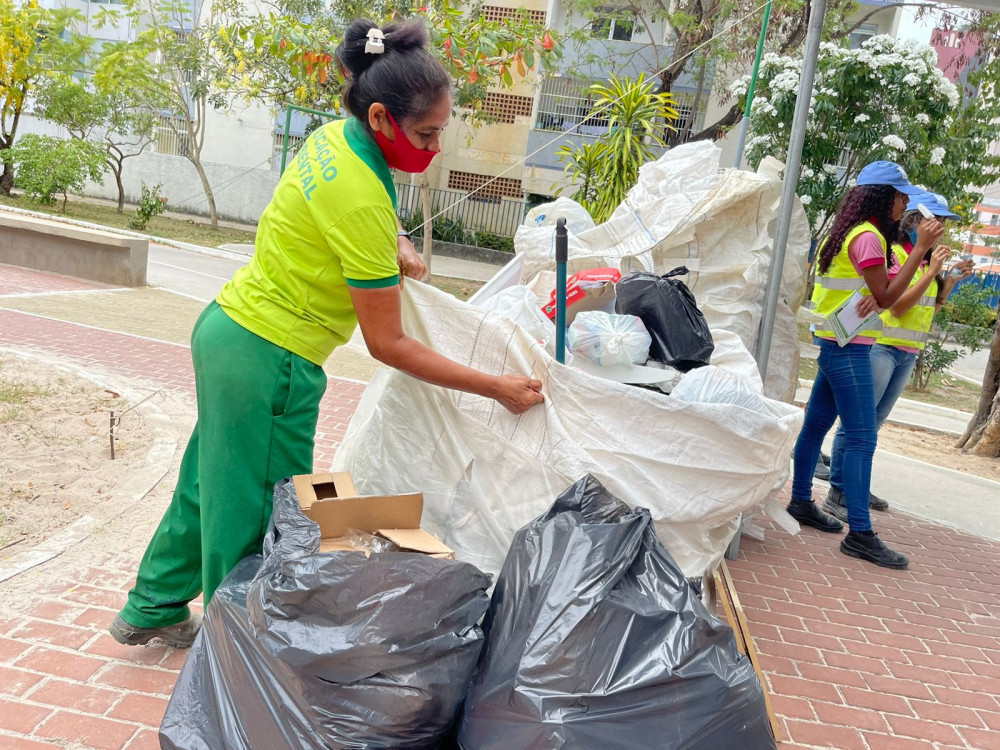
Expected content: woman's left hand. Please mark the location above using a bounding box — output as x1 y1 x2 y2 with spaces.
397 234 428 281
855 294 880 317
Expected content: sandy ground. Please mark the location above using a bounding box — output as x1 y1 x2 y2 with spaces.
878 422 1000 483
0 352 154 552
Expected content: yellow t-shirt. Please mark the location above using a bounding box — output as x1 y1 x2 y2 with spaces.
216 118 399 366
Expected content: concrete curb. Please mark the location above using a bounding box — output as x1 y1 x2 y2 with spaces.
0 347 180 582
0 203 251 263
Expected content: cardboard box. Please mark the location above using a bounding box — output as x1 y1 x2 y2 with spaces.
541 267 621 324
292 473 455 559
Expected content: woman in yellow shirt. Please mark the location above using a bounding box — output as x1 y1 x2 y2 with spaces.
111 18 544 647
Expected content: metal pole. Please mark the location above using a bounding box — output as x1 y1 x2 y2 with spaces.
753 0 826 381
733 0 773 169
280 105 293 173
555 218 568 364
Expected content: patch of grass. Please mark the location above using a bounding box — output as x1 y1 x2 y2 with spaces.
0 378 53 423
0 193 256 249
428 276 485 301
905 372 982 414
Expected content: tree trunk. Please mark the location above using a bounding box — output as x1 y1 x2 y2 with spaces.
957 317 1000 457
0 160 13 196
189 154 219 229
421 172 433 277
62 190 69 213
113 160 125 214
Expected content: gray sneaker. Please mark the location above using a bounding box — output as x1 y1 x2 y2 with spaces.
109 612 203 648
821 486 849 523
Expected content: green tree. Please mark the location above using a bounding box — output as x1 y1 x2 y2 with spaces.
209 0 560 119
743 36 1000 238
35 66 158 213
556 73 677 223
2 134 106 211
0 0 89 194
95 0 225 228
558 0 875 142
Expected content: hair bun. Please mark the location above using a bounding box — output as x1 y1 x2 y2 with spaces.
337 18 430 78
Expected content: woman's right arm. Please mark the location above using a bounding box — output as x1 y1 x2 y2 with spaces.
887 245 950 317
348 283 545 415
862 218 944 307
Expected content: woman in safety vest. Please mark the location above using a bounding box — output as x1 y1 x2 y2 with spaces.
109 18 545 648
786 161 943 570
822 192 974 521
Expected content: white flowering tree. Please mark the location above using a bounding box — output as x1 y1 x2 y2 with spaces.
741 35 1000 237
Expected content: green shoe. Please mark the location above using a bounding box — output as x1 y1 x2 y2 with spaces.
109 612 202 648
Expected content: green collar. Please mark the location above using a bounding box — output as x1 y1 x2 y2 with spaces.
344 118 397 210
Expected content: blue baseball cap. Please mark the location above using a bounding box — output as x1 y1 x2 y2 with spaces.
856 161 922 196
906 191 960 220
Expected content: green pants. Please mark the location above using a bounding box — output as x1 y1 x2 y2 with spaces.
120 302 327 628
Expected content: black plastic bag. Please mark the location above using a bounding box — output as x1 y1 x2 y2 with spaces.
615 267 714 371
456 475 776 750
160 479 491 750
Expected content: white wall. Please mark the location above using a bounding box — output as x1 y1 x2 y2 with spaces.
81 149 279 224
200 101 275 170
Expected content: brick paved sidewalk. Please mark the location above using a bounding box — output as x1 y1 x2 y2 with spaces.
2 264 1000 749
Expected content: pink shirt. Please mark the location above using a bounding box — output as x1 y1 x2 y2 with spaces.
817 231 891 346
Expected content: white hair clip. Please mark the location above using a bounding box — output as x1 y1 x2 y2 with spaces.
365 28 385 54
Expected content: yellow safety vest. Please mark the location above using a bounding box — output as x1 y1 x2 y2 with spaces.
812 221 886 340
876 244 938 350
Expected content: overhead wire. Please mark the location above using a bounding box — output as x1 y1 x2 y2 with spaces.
413 0 774 234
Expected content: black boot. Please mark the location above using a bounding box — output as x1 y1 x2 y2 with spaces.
786 500 844 533
821 486 848 522
813 460 831 481
869 491 889 512
840 531 909 569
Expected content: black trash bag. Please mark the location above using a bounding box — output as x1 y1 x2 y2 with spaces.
160 479 491 750
615 267 714 371
456 475 776 750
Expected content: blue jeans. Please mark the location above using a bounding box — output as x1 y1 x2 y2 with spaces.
791 339 876 531
830 344 917 491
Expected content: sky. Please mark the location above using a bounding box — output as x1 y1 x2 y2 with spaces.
894 3 983 45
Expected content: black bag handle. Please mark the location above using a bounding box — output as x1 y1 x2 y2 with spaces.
662 266 689 280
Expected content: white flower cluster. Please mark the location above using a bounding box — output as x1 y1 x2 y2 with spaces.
854 113 871 124
771 70 800 93
799 194 813 205
882 134 907 152
930 146 946 165
903 73 921 87
802 167 815 178
916 113 930 125
824 164 840 175
729 75 751 99
751 97 778 118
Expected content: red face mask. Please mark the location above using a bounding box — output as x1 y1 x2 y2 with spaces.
373 112 438 173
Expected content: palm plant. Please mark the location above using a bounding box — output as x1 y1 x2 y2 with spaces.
556 74 678 223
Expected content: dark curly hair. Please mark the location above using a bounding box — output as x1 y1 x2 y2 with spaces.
817 185 900 275
336 19 451 129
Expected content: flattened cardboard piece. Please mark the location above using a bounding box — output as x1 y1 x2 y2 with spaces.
293 472 358 511
377 528 455 559
305 493 424 539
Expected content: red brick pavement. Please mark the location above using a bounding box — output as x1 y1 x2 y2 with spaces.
3 269 1000 748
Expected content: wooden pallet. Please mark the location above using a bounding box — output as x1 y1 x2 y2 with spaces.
713 560 783 743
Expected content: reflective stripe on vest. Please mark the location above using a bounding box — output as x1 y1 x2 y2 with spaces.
812 221 886 340
876 244 939 351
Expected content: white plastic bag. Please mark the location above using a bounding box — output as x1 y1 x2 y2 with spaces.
568 311 651 367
